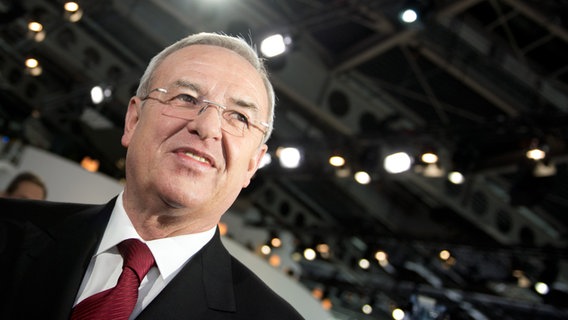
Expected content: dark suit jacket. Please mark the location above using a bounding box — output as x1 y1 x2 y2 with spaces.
0 198 304 320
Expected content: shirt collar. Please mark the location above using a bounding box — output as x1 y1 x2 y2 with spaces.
98 191 217 281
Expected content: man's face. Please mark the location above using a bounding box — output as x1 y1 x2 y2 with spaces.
121 45 268 227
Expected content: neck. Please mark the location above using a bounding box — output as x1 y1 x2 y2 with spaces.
121 191 218 240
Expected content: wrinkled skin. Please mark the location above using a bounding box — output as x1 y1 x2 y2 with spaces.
121 45 268 240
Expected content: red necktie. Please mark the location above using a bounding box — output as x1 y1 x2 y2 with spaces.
71 239 155 320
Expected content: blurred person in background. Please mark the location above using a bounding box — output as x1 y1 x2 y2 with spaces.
1 171 47 200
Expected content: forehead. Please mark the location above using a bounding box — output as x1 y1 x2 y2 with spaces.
153 45 268 112
15 181 44 196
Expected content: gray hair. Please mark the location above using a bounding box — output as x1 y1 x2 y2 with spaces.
136 32 275 142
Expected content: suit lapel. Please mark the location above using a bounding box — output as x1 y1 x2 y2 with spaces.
137 229 236 320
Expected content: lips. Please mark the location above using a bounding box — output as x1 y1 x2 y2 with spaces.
185 151 209 164
175 148 215 167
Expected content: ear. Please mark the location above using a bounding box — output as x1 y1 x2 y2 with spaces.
242 143 268 188
121 97 142 148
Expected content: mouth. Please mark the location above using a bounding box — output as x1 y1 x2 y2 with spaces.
185 151 209 164
177 149 215 167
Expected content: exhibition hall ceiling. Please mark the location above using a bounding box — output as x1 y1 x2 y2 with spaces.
1 0 567 319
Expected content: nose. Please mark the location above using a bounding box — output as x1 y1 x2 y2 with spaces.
187 104 223 139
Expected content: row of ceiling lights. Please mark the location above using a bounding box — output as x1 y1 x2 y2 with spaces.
257 141 556 186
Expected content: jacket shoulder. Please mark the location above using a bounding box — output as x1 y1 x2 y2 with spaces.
229 256 305 320
0 198 102 227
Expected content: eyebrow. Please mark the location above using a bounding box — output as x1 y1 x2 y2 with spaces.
172 79 262 115
172 79 201 94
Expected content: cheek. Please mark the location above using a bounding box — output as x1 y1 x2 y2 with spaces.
226 141 263 180
224 140 253 172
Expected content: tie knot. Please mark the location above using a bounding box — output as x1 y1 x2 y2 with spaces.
118 239 155 281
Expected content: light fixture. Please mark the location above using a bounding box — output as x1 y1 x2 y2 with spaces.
28 21 43 32
321 297 333 310
315 243 331 259
80 156 99 172
260 244 271 255
374 250 387 262
277 146 301 169
270 237 282 248
421 152 438 164
438 249 451 260
90 85 112 104
448 171 465 184
25 57 42 76
362 303 373 315
27 20 46 42
399 0 428 24
526 138 547 160
27 8 47 42
329 155 345 167
526 147 546 160
268 254 281 267
400 8 418 23
534 282 550 295
260 33 291 58
64 2 83 22
392 308 406 320
354 170 371 184
358 258 370 269
25 58 39 69
303 248 317 261
384 151 412 174
525 139 556 177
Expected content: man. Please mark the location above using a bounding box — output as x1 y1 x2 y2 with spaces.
0 32 304 319
1 171 47 200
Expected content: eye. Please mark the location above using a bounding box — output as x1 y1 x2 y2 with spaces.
172 93 199 108
225 110 250 127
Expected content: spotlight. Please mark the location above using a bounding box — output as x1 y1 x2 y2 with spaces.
260 33 291 58
303 248 317 261
421 152 438 164
25 57 42 76
384 152 412 174
25 58 39 69
526 138 547 160
27 8 47 42
400 8 418 23
354 171 371 184
64 2 83 22
28 21 43 32
526 148 546 160
399 0 429 24
358 258 371 269
362 304 373 315
448 171 465 184
90 85 112 104
392 308 405 320
535 282 550 295
277 146 301 169
329 155 346 167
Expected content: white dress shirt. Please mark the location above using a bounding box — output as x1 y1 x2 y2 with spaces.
74 191 216 319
